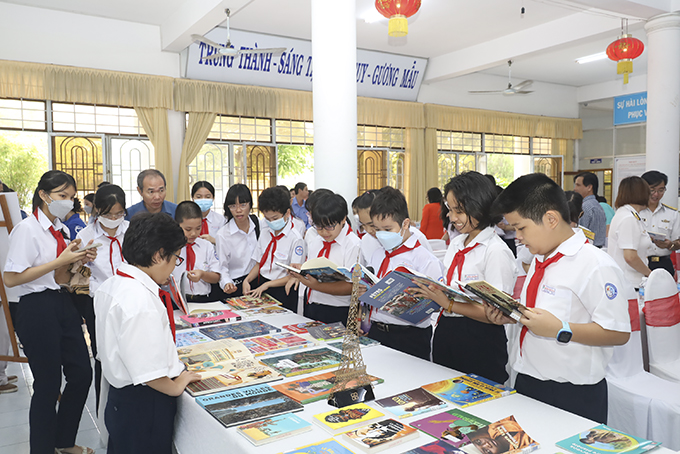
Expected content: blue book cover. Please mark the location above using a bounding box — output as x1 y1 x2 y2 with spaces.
281 439 355 454
199 320 281 340
237 413 312 446
422 374 515 408
556 425 661 454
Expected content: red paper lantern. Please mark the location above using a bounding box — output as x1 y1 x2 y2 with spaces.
375 0 422 37
606 34 644 84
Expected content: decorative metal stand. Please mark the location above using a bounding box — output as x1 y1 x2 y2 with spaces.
327 262 375 408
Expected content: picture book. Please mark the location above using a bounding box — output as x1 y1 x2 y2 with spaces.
176 338 251 374
168 274 189 314
236 413 312 447
173 314 193 331
226 293 282 310
276 257 350 283
179 309 241 327
455 280 525 322
402 440 467 453
465 415 539 454
272 371 384 405
312 403 385 436
279 439 355 454
556 425 661 454
240 332 313 356
307 321 347 340
185 357 282 396
648 231 667 242
421 374 515 408
195 383 303 429
199 320 281 340
410 409 490 448
342 418 419 453
374 387 448 419
283 320 326 335
393 269 475 304
259 347 343 377
328 336 380 350
175 330 213 348
238 305 290 317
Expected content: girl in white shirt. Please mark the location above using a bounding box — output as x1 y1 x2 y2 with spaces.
191 180 226 245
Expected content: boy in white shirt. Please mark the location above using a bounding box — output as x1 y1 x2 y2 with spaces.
172 201 221 302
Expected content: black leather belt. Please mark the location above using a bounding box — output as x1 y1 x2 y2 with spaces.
648 255 670 263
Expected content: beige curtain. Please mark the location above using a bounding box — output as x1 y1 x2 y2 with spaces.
177 112 218 203
0 60 47 99
135 107 174 200
358 97 425 129
405 128 438 222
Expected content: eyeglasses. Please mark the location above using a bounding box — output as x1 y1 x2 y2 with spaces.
100 212 125 220
651 187 667 195
228 202 250 211
174 254 184 266
314 223 338 232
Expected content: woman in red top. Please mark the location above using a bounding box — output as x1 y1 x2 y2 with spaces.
420 187 445 239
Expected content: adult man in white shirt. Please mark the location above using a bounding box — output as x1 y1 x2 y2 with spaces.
640 170 680 276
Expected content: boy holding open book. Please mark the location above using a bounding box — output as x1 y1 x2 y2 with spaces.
487 173 630 423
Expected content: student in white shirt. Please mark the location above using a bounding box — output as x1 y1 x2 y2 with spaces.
487 173 630 423
4 170 97 454
95 212 201 453
243 187 306 312
415 172 517 384
75 184 129 413
303 188 335 247
215 184 260 298
172 202 221 302
191 180 226 245
366 186 445 361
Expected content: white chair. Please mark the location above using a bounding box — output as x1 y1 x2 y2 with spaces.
643 268 680 383
427 239 446 252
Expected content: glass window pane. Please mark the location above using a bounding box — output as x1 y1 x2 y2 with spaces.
110 138 155 206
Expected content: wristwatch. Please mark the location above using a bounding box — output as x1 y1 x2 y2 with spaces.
556 320 572 344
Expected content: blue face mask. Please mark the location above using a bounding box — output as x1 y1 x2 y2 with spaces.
266 216 288 232
194 198 213 212
376 227 405 251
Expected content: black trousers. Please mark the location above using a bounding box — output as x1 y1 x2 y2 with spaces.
106 383 177 454
433 316 509 385
304 303 351 325
70 293 102 417
15 289 92 454
648 255 675 277
515 373 608 423
258 275 299 312
368 322 432 361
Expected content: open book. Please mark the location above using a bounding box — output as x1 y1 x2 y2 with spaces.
277 258 378 286
648 231 667 242
454 280 526 322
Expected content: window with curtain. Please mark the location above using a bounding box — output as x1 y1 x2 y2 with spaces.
357 125 405 193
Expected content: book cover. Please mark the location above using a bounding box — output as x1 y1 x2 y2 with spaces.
237 413 312 446
312 403 385 436
179 309 242 326
648 231 667 242
272 371 384 405
259 347 343 377
195 383 303 429
240 332 312 356
168 274 189 314
328 336 380 349
226 294 282 310
175 330 213 348
374 387 448 419
465 415 539 454
277 257 350 283
393 270 475 305
279 439 355 454
283 320 326 334
307 321 347 340
403 440 467 453
422 374 515 408
199 320 281 340
556 425 661 454
238 305 290 318
458 280 525 322
410 409 490 448
185 357 282 397
176 338 251 374
342 418 418 453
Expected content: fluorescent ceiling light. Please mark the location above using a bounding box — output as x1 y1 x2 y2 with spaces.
575 52 607 64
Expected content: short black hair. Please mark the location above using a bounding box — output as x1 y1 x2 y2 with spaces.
122 212 186 267
259 186 291 214
224 184 253 221
312 193 348 228
32 170 77 211
444 171 500 230
95 184 126 217
352 190 379 212
137 169 166 191
641 170 668 187
595 195 607 204
276 185 290 196
564 191 583 225
306 188 334 213
484 174 497 187
83 193 95 204
492 173 570 224
575 172 599 195
175 201 203 224
191 181 215 198
294 182 307 194
427 187 443 204
97 181 111 188
370 186 409 224
72 196 83 214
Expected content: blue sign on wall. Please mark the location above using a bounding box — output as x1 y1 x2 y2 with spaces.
614 92 647 125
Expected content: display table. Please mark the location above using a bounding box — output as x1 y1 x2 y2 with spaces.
174 311 674 454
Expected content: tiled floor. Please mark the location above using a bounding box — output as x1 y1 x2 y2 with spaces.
0 359 107 454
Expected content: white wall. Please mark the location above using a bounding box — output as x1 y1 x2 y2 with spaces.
0 2 179 77
418 72 579 118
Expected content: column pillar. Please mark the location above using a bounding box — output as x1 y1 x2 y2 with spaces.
311 0 358 208
644 13 680 205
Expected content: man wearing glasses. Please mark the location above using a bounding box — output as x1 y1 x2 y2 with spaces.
641 171 680 276
126 169 177 220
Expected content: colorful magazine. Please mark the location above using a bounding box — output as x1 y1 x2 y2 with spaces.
556 425 661 454
176 338 251 374
195 383 303 429
276 257 350 283
226 294 281 310
328 336 381 349
237 305 290 317
273 371 384 404
455 280 525 322
279 439 355 454
240 332 312 356
410 409 490 448
283 320 326 335
179 309 241 326
312 403 385 436
342 418 419 453
259 347 343 377
402 440 467 453
185 357 282 396
237 413 312 447
307 321 347 340
175 330 213 348
422 374 515 408
375 387 448 419
466 415 539 454
199 320 281 340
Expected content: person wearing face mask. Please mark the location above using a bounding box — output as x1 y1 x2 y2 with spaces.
3 170 97 454
191 181 226 246
62 196 87 240
83 193 95 224
75 184 129 412
242 187 306 312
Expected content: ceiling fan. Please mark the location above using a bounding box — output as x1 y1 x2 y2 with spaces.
469 60 534 96
191 9 287 61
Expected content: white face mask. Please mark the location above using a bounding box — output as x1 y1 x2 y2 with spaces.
45 194 74 221
83 205 93 215
99 215 124 230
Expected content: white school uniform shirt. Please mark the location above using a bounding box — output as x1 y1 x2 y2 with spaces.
94 263 184 389
512 229 631 385
360 226 433 267
76 219 129 296
607 205 653 286
4 208 69 297
308 223 362 308
172 237 221 296
203 209 227 239
640 203 680 257
253 219 306 281
215 217 258 289
441 226 518 318
368 234 445 327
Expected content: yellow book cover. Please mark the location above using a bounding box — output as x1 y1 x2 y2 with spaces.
312 403 385 435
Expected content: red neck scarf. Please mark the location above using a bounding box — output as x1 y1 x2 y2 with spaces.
185 242 196 272
318 240 336 259
200 218 209 236
106 235 123 275
260 232 285 271
116 269 175 341
34 207 67 256
446 242 480 289
377 240 421 278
